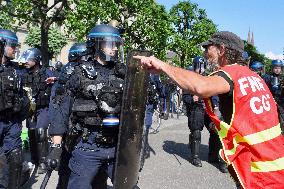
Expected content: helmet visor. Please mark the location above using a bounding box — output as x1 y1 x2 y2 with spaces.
17 50 36 64
6 40 20 47
94 36 124 63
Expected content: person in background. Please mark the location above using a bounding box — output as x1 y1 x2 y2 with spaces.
249 61 264 77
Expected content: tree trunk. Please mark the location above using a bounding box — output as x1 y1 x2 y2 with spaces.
40 23 49 67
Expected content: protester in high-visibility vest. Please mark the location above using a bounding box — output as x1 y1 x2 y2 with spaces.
134 31 284 189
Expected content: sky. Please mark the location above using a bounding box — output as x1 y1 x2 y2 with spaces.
156 0 284 60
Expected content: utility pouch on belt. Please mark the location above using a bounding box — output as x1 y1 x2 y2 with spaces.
65 123 83 152
94 132 117 146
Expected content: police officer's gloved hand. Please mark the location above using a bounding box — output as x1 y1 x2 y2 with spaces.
46 143 62 171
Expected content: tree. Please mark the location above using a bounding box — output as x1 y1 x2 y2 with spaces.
244 41 272 72
0 9 15 30
168 1 217 68
1 0 69 66
65 0 171 59
25 27 67 58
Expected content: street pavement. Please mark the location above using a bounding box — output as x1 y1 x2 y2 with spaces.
22 115 236 189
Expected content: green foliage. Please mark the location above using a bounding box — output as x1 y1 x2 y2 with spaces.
65 0 171 59
168 1 217 68
0 9 14 29
1 0 68 66
25 27 67 57
2 0 67 26
244 41 272 72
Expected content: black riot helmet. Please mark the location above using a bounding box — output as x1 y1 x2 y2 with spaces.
193 56 207 74
68 42 90 62
55 61 63 71
87 24 124 64
17 48 42 65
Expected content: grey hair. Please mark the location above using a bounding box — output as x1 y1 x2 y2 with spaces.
224 47 247 66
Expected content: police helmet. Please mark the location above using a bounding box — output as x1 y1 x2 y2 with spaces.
271 60 283 67
68 42 89 62
18 48 42 65
242 51 249 61
193 56 207 73
250 61 264 72
87 24 123 63
0 29 19 47
55 61 63 71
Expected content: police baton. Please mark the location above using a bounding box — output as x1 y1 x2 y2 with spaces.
40 159 57 189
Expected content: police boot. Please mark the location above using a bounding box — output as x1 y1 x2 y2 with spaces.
28 128 39 165
144 127 150 159
36 128 49 174
7 148 23 189
189 130 202 167
20 161 33 186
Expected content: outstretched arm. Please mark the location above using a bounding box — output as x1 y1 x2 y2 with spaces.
134 56 230 98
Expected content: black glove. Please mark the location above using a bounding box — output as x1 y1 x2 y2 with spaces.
45 144 62 171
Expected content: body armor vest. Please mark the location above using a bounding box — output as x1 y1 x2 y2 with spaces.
70 61 125 128
0 65 21 114
22 68 52 109
265 74 284 106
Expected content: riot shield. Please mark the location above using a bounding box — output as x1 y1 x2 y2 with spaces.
113 50 151 189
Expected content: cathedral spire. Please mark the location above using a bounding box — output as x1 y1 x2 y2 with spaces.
251 31 254 46
247 28 251 44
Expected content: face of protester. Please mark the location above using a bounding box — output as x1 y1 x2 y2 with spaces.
204 45 220 68
273 66 282 75
24 60 36 69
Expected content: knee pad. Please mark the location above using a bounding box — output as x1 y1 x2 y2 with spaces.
191 130 201 141
7 148 22 166
36 128 49 161
36 128 48 142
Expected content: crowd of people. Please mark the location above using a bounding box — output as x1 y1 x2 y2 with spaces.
1 23 284 189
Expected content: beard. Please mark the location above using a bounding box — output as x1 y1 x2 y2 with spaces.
206 59 219 74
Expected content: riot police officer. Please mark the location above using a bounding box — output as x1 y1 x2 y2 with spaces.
46 24 125 188
0 29 30 189
54 61 63 77
264 60 284 106
18 48 54 174
249 61 264 76
48 42 107 189
143 74 165 158
186 56 206 167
